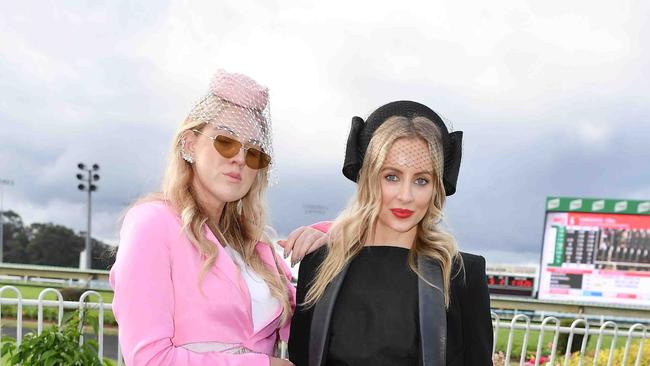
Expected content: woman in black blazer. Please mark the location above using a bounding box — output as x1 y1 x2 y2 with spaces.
288 101 493 366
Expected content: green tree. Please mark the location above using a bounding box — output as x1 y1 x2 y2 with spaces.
1 210 29 263
25 223 85 267
1 211 116 269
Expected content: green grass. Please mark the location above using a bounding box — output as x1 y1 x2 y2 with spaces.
0 282 114 303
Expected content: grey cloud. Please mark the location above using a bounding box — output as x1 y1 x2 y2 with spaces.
1 0 649 266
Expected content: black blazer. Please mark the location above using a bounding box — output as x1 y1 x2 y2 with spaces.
288 248 493 366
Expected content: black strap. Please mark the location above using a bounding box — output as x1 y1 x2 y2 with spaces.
418 256 447 366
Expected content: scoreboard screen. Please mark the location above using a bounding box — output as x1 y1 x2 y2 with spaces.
487 274 535 297
538 197 650 306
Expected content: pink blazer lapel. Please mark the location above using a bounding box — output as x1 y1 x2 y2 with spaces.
205 228 241 287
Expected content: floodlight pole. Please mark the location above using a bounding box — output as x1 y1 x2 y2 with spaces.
76 163 100 270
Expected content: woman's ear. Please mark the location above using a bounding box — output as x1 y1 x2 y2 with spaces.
180 130 198 163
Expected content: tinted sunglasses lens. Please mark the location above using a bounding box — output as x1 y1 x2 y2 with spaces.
245 149 271 169
214 135 241 158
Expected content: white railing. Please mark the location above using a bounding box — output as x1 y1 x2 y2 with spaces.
492 311 649 366
1 286 649 366
0 285 122 365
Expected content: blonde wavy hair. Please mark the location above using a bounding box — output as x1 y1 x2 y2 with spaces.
136 113 292 326
305 115 462 308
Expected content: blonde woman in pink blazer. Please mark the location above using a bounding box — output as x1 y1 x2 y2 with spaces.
110 70 326 366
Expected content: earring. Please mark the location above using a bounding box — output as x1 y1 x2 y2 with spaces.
181 139 194 164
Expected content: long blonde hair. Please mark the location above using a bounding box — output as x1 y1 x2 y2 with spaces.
305 115 461 308
137 114 292 326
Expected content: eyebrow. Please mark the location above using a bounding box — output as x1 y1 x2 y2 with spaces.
381 166 433 176
212 125 262 146
212 125 238 136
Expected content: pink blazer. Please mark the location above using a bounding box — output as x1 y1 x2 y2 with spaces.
110 201 296 366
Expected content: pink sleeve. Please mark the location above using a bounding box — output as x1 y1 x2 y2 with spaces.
309 221 332 233
273 250 296 342
110 204 270 366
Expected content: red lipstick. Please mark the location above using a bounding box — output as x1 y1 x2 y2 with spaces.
390 208 414 219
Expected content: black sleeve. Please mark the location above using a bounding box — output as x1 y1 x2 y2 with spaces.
288 248 322 366
463 255 494 365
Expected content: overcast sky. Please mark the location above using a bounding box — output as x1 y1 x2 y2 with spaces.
1 0 648 265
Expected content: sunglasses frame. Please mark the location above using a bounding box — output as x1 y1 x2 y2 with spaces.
191 129 271 170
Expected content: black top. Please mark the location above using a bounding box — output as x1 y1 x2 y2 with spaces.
327 246 419 366
289 248 493 366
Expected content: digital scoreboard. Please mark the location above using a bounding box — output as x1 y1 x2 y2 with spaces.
538 197 650 306
487 273 535 297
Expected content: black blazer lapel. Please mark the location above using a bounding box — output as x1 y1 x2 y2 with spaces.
309 262 350 366
418 256 447 366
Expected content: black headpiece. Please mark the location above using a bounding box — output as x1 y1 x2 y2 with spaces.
342 100 463 196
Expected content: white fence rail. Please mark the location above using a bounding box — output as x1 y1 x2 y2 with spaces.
0 285 122 365
492 311 649 366
1 286 649 365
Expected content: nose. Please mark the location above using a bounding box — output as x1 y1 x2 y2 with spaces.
396 180 414 203
231 147 246 166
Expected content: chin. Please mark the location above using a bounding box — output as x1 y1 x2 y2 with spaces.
392 224 418 233
212 188 247 203
385 220 418 234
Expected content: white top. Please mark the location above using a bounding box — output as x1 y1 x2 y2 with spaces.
224 245 280 332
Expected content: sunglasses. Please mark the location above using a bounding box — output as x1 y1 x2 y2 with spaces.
192 129 271 170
